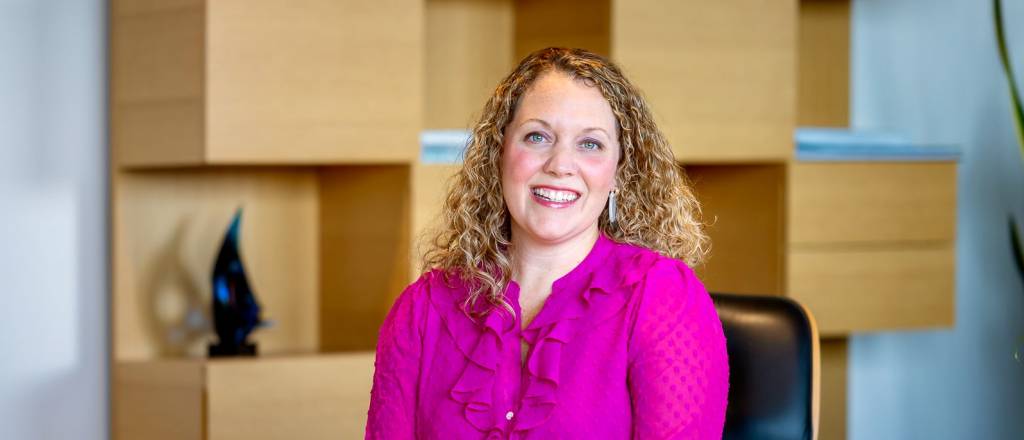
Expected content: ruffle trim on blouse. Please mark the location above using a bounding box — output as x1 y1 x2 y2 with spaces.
426 245 663 434
425 270 512 431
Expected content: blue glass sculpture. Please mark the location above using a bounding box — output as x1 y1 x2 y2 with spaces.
208 208 265 357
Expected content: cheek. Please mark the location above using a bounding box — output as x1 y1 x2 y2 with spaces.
502 146 541 186
581 157 619 192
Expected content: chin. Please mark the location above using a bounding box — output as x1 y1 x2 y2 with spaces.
529 230 576 244
520 219 595 245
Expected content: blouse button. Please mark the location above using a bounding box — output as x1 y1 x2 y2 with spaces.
506 410 515 421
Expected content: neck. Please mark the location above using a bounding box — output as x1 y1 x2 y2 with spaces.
510 227 600 290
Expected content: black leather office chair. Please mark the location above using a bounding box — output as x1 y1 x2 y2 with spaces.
711 293 820 440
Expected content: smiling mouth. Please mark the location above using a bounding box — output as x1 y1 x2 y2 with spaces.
531 187 580 203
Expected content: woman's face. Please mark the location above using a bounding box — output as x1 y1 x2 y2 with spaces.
501 71 621 247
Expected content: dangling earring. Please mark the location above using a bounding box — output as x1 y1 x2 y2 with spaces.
608 188 618 224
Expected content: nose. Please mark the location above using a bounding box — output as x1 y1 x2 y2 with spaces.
543 142 578 177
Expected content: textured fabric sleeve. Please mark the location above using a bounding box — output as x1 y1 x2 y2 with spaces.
365 277 426 439
628 258 729 439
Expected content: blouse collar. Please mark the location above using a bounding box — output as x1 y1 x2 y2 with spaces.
549 232 614 292
506 232 615 299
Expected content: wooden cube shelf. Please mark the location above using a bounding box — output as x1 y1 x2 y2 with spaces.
787 161 958 335
425 0 514 130
686 164 787 296
689 160 958 336
428 0 797 163
797 0 850 127
111 0 422 166
109 2 958 440
789 246 955 334
609 0 797 163
789 162 956 244
114 353 375 440
112 166 411 360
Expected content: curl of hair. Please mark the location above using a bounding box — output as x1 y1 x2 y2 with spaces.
422 47 709 316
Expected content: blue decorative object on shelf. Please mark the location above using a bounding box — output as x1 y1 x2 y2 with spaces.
209 208 265 357
795 127 962 162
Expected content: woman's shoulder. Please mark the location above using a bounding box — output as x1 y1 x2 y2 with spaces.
390 270 444 313
604 239 707 311
383 269 470 336
605 239 700 283
398 268 472 314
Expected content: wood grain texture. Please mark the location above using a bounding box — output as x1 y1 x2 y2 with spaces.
206 0 421 164
819 338 847 440
789 162 957 245
426 0 514 129
113 354 376 440
798 0 850 127
788 245 955 335
514 0 610 60
113 0 422 166
113 360 205 440
206 353 375 440
611 0 796 162
687 165 786 295
410 164 460 278
319 166 411 352
111 0 205 166
112 169 320 360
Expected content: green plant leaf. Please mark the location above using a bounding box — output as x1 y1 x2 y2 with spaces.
994 0 1024 160
1011 216 1024 282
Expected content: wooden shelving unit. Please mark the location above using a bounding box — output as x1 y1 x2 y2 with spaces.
114 353 376 440
110 1 957 439
112 0 421 166
788 161 957 335
110 1 421 438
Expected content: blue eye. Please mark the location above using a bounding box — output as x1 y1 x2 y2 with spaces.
526 133 546 143
581 140 602 151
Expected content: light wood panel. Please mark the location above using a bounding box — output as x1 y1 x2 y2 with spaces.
410 164 461 278
113 360 205 440
113 0 422 167
789 162 957 245
788 245 955 335
687 165 786 295
319 166 411 352
206 0 420 164
819 338 847 440
426 0 514 129
426 0 797 161
111 0 205 166
798 0 850 127
514 0 611 60
112 169 320 360
207 353 375 440
114 353 376 440
612 0 797 162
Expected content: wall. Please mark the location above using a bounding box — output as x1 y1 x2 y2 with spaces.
0 0 107 439
849 0 1024 438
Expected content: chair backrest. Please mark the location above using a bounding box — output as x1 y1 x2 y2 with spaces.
710 293 820 440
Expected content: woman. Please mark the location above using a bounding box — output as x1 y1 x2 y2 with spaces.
366 48 728 439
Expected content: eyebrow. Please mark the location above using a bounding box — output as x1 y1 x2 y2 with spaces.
521 118 553 130
520 118 612 139
580 126 612 139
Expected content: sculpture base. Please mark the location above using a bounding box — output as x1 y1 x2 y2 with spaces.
208 342 258 357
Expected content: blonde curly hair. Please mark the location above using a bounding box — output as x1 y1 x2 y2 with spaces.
423 47 708 315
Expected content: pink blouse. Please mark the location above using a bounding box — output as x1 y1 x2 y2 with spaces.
365 234 729 439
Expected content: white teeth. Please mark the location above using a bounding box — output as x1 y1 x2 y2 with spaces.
532 188 579 203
